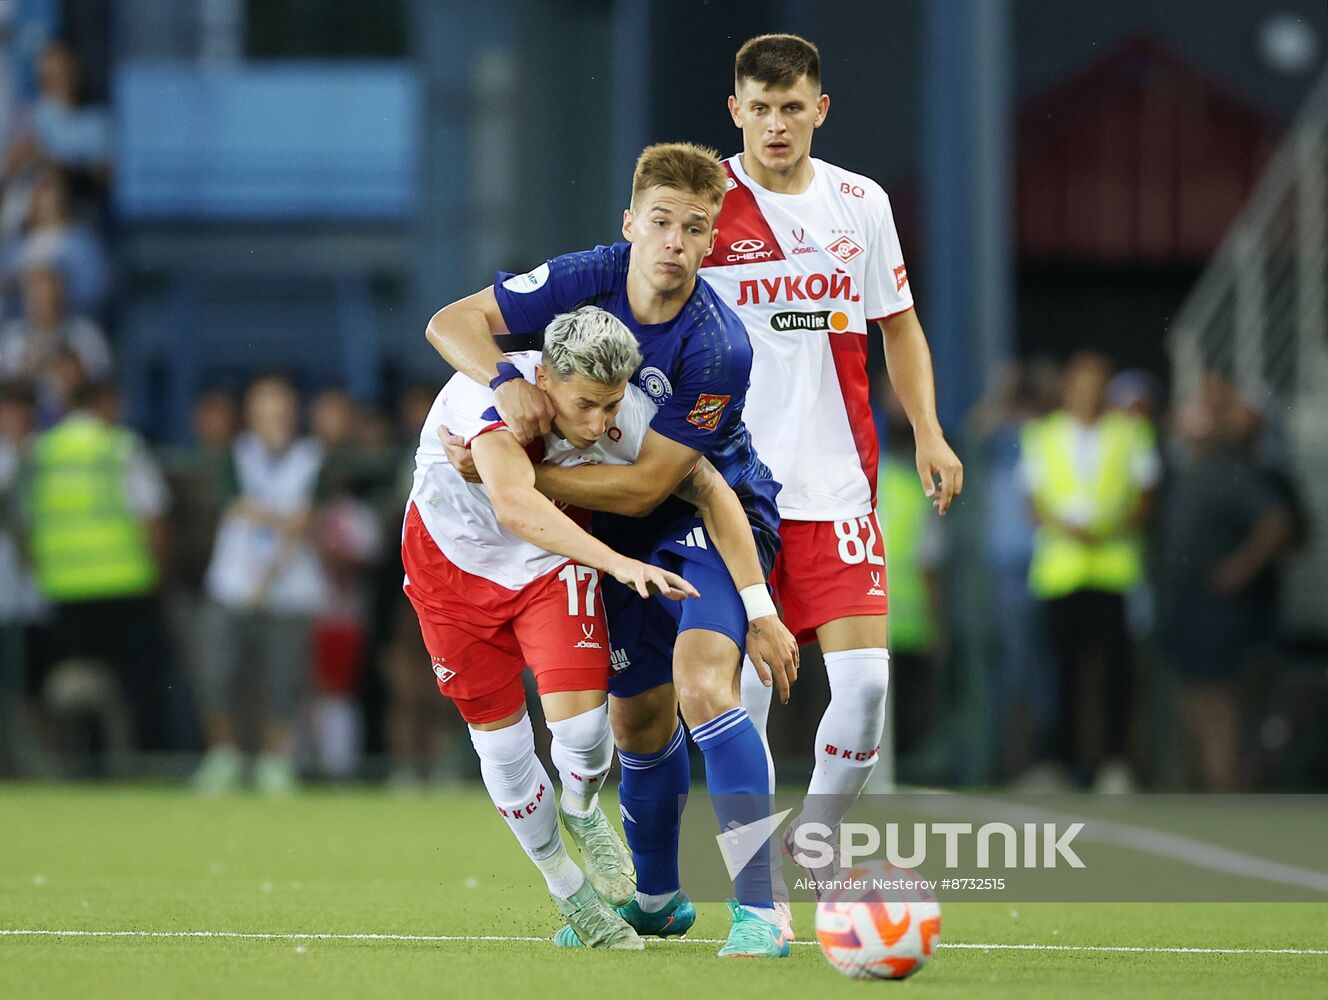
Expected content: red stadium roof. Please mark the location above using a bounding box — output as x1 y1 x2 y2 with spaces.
1016 36 1281 264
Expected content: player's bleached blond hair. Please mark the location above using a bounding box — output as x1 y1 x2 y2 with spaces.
735 34 821 90
630 142 727 212
542 306 642 385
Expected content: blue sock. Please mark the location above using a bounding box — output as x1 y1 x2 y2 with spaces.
691 707 774 908
617 720 690 896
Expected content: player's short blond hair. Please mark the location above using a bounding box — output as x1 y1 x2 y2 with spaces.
542 306 642 386
630 142 727 213
735 34 821 90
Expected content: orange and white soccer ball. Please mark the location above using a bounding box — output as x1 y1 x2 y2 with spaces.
814 863 942 980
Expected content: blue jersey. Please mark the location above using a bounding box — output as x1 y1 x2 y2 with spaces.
493 242 780 564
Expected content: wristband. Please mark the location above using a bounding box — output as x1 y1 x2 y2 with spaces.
739 584 777 622
488 361 524 392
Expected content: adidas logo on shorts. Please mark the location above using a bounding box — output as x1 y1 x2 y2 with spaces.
675 526 707 549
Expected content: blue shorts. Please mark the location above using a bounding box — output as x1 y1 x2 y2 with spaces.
604 515 748 699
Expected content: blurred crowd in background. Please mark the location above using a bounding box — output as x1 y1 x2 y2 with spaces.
1 37 1324 795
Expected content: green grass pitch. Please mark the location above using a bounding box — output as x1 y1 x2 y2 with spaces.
3 785 1326 998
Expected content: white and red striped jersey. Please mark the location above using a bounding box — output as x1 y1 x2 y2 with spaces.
700 155 914 521
407 351 656 590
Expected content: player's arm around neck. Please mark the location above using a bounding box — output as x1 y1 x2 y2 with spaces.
532 429 699 518
471 430 695 600
879 309 964 515
472 430 622 570
426 287 553 444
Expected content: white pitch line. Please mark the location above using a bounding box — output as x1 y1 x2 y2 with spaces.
2 929 1326 956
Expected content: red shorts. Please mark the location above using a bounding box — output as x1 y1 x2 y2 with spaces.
401 504 610 724
769 514 889 645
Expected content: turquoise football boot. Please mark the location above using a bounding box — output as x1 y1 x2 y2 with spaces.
716 900 791 958
554 889 695 947
551 880 643 950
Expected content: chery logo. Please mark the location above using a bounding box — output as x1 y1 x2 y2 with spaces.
731 239 766 253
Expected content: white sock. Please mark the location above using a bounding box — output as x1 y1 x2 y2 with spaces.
741 904 779 923
802 649 890 831
740 655 776 790
469 716 585 898
635 890 676 913
533 850 587 900
740 655 785 896
547 705 613 818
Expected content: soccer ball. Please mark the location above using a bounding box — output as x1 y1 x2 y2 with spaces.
814 862 942 980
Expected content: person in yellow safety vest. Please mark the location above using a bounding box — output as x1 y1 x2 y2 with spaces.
878 457 938 646
1018 352 1160 791
21 381 173 760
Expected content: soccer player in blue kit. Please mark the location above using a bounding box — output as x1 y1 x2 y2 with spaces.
427 143 799 957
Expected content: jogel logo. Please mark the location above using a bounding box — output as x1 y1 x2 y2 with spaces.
575 624 604 650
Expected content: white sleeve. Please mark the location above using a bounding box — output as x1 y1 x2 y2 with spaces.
864 191 915 322
69 319 113 378
1132 442 1162 490
444 352 542 447
440 374 506 447
124 439 171 518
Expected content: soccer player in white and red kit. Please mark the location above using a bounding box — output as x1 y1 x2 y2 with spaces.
700 35 964 897
405 306 699 949
407 304 785 948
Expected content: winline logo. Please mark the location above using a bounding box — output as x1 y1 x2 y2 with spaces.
770 310 851 333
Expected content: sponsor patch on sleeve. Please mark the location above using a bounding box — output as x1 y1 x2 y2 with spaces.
685 393 731 431
501 262 551 293
893 264 909 292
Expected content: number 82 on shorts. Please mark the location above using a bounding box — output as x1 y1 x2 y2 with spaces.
835 515 885 566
